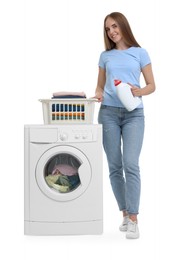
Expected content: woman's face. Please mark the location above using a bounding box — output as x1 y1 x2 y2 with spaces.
105 17 123 45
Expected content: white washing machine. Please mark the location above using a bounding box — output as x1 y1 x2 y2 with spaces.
24 124 103 235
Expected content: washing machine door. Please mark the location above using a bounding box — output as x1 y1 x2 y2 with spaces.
36 145 92 201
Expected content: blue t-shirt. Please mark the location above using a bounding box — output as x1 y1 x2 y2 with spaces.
98 47 151 108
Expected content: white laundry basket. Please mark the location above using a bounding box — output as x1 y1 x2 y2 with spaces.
39 98 97 124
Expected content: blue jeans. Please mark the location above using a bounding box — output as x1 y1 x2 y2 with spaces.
98 105 145 215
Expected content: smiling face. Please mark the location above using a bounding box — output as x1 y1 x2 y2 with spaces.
105 17 127 50
103 12 140 51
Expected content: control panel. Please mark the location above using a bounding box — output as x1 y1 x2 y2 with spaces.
58 126 97 143
28 125 99 143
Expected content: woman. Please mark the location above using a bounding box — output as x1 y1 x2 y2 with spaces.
94 12 155 239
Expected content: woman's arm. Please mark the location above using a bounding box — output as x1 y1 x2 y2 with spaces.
131 64 156 96
94 67 106 102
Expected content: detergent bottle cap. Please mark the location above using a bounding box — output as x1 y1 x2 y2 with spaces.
114 80 122 86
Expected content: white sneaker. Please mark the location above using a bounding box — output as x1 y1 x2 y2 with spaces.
119 216 129 232
126 219 140 239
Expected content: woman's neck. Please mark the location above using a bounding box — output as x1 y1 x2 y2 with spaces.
115 42 130 50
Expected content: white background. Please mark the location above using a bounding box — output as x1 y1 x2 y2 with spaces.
0 0 179 259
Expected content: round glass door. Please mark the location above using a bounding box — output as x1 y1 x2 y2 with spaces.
45 153 81 193
36 146 92 201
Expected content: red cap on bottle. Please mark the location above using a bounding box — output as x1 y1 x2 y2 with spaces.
114 80 122 86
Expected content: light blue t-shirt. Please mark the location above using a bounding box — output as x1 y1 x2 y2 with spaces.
98 47 151 108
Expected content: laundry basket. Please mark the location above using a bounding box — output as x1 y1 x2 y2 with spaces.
39 98 97 124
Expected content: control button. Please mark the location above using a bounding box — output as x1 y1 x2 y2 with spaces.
60 133 68 141
82 134 88 139
75 134 80 139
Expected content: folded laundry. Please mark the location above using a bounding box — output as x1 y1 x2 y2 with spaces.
52 91 86 98
52 95 86 99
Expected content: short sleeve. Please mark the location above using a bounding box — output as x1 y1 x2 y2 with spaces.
140 48 151 69
98 52 105 69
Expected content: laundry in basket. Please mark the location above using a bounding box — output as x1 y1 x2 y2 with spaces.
39 92 97 124
52 91 86 99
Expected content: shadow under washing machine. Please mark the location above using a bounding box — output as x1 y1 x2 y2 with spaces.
24 124 103 235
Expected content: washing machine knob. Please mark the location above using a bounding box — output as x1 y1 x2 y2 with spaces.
60 133 68 141
75 134 80 139
82 134 88 139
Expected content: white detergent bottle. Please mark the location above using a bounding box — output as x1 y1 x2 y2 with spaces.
114 80 142 111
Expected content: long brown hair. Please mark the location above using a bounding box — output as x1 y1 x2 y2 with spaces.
104 12 141 50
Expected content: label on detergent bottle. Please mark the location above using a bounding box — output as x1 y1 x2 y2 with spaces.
114 80 141 111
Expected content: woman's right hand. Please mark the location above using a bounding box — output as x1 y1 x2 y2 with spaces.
94 92 103 102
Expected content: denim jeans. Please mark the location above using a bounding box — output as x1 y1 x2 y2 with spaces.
98 105 145 215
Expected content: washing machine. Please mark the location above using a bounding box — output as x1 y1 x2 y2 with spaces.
24 124 103 235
